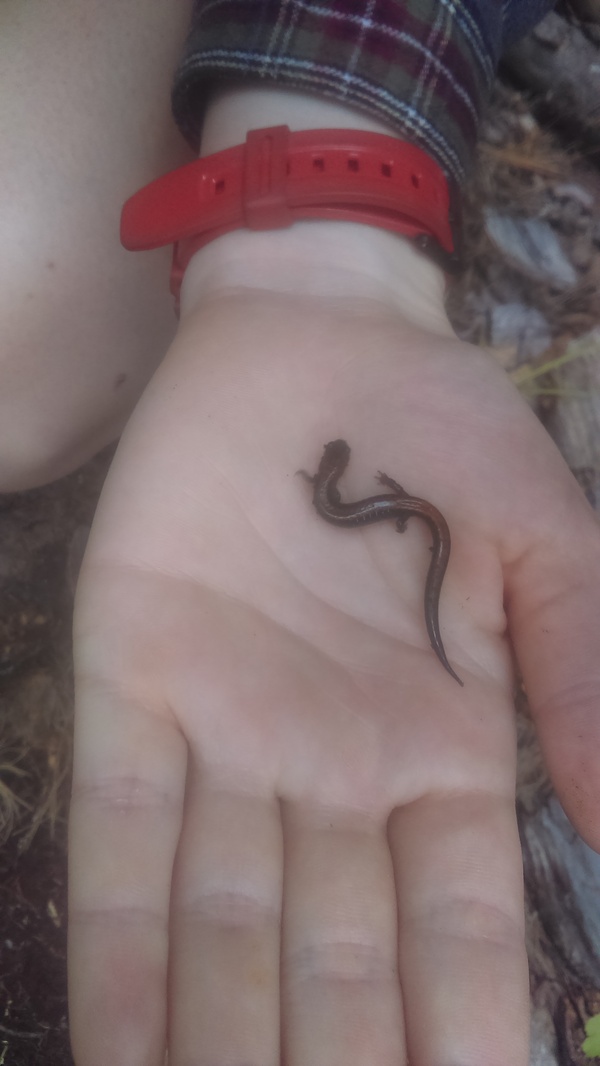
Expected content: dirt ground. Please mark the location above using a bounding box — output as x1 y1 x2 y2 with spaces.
2 23 600 1065
0 453 111 1065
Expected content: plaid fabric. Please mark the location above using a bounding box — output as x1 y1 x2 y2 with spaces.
172 0 555 182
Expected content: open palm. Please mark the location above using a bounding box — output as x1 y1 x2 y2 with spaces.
69 289 600 1066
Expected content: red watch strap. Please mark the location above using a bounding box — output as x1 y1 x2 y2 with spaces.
120 125 461 307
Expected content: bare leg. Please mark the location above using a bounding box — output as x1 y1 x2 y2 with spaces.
0 0 195 489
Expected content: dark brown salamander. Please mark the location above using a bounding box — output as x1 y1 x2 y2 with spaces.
300 439 463 686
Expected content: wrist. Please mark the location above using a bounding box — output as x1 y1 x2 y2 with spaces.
179 220 451 336
180 86 453 336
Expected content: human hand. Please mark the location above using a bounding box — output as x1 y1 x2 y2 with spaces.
68 229 600 1066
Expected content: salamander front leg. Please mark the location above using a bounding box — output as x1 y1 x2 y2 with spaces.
376 470 409 496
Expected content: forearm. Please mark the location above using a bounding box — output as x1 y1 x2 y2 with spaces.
173 0 557 181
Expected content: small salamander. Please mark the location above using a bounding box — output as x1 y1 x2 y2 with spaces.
300 439 463 686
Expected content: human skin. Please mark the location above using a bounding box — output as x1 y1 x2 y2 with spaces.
67 84 600 1066
0 0 194 490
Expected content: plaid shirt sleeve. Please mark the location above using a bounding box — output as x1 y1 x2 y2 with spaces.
172 1 555 183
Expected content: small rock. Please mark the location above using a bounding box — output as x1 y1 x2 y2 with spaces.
484 209 578 288
518 112 538 134
480 118 506 146
491 303 552 359
552 182 595 211
532 12 569 48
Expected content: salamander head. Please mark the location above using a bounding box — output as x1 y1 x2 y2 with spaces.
321 439 351 471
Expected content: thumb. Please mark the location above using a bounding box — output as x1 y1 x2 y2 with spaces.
505 499 600 851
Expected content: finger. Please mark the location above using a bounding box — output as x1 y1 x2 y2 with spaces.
505 512 600 849
281 805 405 1066
168 769 283 1066
68 685 187 1066
389 790 529 1066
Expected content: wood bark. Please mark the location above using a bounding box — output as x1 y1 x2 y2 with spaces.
501 13 600 156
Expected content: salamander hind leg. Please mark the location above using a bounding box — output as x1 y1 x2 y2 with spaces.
376 471 411 532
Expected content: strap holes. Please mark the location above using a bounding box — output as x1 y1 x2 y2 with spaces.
347 157 360 173
214 179 225 194
312 156 325 172
381 163 392 178
411 173 420 189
